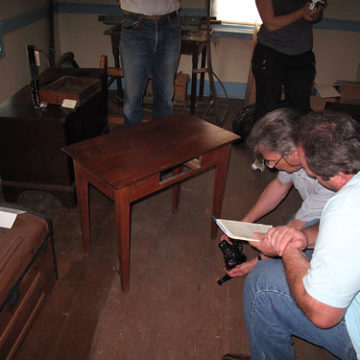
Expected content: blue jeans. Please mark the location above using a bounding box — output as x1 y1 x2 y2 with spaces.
120 12 181 126
243 259 357 359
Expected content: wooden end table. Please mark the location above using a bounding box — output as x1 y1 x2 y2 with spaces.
62 112 239 292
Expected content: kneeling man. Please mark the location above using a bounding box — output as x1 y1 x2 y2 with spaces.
244 111 360 359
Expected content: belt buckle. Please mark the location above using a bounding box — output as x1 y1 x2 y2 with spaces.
145 14 163 21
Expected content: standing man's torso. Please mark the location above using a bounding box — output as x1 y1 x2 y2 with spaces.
120 0 180 15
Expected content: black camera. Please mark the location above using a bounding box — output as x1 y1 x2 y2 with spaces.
309 0 327 11
217 239 247 285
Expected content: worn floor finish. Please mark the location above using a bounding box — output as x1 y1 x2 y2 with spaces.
8 99 337 360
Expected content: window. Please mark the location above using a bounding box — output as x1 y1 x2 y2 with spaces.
211 0 262 25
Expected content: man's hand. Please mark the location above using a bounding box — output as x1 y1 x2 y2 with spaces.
252 226 308 257
221 234 232 244
304 1 324 22
225 256 259 278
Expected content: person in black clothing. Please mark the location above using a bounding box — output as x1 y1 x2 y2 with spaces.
252 0 326 120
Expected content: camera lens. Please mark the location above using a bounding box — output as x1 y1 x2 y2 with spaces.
227 259 237 268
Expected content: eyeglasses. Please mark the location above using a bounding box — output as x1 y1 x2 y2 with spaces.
263 155 284 168
263 154 300 168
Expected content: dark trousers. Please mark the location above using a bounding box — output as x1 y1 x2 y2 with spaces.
252 42 316 120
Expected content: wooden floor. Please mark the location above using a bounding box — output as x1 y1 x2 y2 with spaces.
6 97 337 360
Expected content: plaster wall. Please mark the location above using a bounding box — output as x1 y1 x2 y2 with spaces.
0 0 359 103
56 12 360 96
0 20 48 102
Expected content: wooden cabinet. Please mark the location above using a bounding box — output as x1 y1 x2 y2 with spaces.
0 68 108 207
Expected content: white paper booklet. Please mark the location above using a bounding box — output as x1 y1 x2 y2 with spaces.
0 206 26 229
213 217 272 242
0 210 17 229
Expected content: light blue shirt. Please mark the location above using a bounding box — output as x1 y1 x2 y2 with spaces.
278 168 335 222
303 171 360 357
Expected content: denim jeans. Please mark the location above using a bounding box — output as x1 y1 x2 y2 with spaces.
243 259 357 359
120 12 181 126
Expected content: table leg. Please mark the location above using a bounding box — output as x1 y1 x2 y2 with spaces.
114 188 131 292
171 166 183 213
199 46 207 101
190 49 199 115
110 30 123 100
211 145 231 238
74 162 91 254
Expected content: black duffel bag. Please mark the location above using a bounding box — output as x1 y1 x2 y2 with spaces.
232 104 256 143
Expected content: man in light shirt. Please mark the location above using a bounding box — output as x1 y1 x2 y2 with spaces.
244 111 360 359
223 108 334 278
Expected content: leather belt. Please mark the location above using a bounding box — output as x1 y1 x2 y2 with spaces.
122 10 178 21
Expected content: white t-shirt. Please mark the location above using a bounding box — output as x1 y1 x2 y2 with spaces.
120 0 180 15
303 171 360 357
277 168 335 222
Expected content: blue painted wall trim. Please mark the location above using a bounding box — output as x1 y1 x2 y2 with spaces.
1 7 48 35
314 18 360 32
191 80 247 99
109 79 247 100
212 24 254 39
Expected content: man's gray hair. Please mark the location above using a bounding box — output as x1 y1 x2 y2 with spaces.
246 108 302 158
296 111 360 180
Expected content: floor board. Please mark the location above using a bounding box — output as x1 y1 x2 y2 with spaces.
7 97 337 360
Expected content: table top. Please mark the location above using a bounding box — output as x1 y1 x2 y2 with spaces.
62 112 239 189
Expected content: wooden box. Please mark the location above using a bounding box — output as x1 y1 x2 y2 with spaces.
174 72 190 105
310 95 339 112
0 205 57 359
338 81 360 102
39 76 101 106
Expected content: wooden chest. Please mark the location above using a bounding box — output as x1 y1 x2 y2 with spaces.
0 205 57 359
